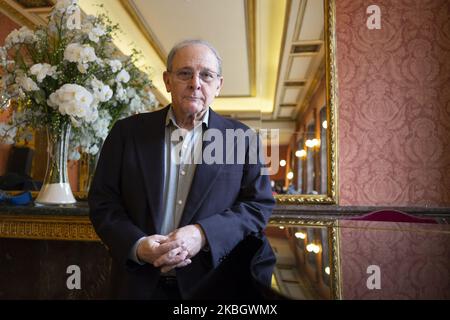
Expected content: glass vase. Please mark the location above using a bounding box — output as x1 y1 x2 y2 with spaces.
35 122 76 206
79 150 101 193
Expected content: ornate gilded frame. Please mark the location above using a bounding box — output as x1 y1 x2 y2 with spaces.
0 214 99 241
275 0 339 205
269 216 342 300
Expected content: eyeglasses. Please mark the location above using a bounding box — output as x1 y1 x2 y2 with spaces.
171 68 220 84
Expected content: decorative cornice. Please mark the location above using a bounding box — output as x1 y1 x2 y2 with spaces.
119 0 166 64
0 0 36 28
244 0 256 97
0 214 99 241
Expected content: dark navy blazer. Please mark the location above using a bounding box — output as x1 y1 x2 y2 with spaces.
88 106 276 299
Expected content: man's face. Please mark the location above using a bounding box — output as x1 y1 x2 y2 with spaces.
163 44 223 117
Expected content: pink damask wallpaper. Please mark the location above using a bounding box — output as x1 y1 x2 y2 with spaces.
336 0 450 206
339 220 450 299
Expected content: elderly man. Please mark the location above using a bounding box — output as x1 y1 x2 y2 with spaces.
88 39 275 299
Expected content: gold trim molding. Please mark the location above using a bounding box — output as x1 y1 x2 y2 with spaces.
0 215 99 241
0 0 38 28
244 0 256 97
275 0 339 205
119 0 167 64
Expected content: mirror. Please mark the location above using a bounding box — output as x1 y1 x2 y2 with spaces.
268 214 450 300
0 0 337 205
267 217 341 300
270 0 338 204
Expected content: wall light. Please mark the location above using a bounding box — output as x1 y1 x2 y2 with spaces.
295 149 307 158
306 243 321 254
287 171 294 180
322 120 327 129
305 139 320 148
280 159 286 167
294 231 306 239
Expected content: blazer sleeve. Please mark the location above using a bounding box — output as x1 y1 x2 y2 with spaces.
88 119 147 268
196 135 275 268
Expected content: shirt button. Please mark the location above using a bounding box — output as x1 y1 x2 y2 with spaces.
180 170 186 176
178 200 183 205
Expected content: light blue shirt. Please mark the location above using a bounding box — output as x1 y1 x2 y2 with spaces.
130 106 209 264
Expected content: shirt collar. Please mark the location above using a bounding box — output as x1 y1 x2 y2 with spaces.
165 105 209 129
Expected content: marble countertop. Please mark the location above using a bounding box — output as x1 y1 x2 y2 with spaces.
0 202 89 216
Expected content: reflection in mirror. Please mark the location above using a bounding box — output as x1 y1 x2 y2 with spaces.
272 0 337 204
269 214 450 300
319 106 328 194
266 221 340 300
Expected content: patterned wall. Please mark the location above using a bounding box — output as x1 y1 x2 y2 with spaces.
336 0 450 206
339 220 450 299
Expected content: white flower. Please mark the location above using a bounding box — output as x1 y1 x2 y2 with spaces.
91 78 113 102
92 110 111 140
4 27 36 48
79 46 97 64
89 144 99 154
64 43 97 63
64 43 97 73
16 75 39 92
54 0 78 15
66 9 81 30
0 123 17 144
88 24 106 43
116 69 130 83
48 84 97 122
126 87 137 99
84 107 98 123
29 63 57 82
114 83 128 102
129 96 143 113
0 47 7 65
77 63 88 74
107 59 122 73
146 91 158 106
64 43 82 62
69 148 81 161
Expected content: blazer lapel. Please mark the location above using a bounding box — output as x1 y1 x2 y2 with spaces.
133 106 169 234
179 109 227 227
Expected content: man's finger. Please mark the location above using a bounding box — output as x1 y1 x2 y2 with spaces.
156 239 185 254
161 258 192 273
151 234 169 242
153 248 187 267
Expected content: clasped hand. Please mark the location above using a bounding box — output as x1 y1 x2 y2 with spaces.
136 224 206 273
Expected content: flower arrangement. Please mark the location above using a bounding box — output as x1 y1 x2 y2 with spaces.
68 53 158 160
0 0 158 158
0 0 158 204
